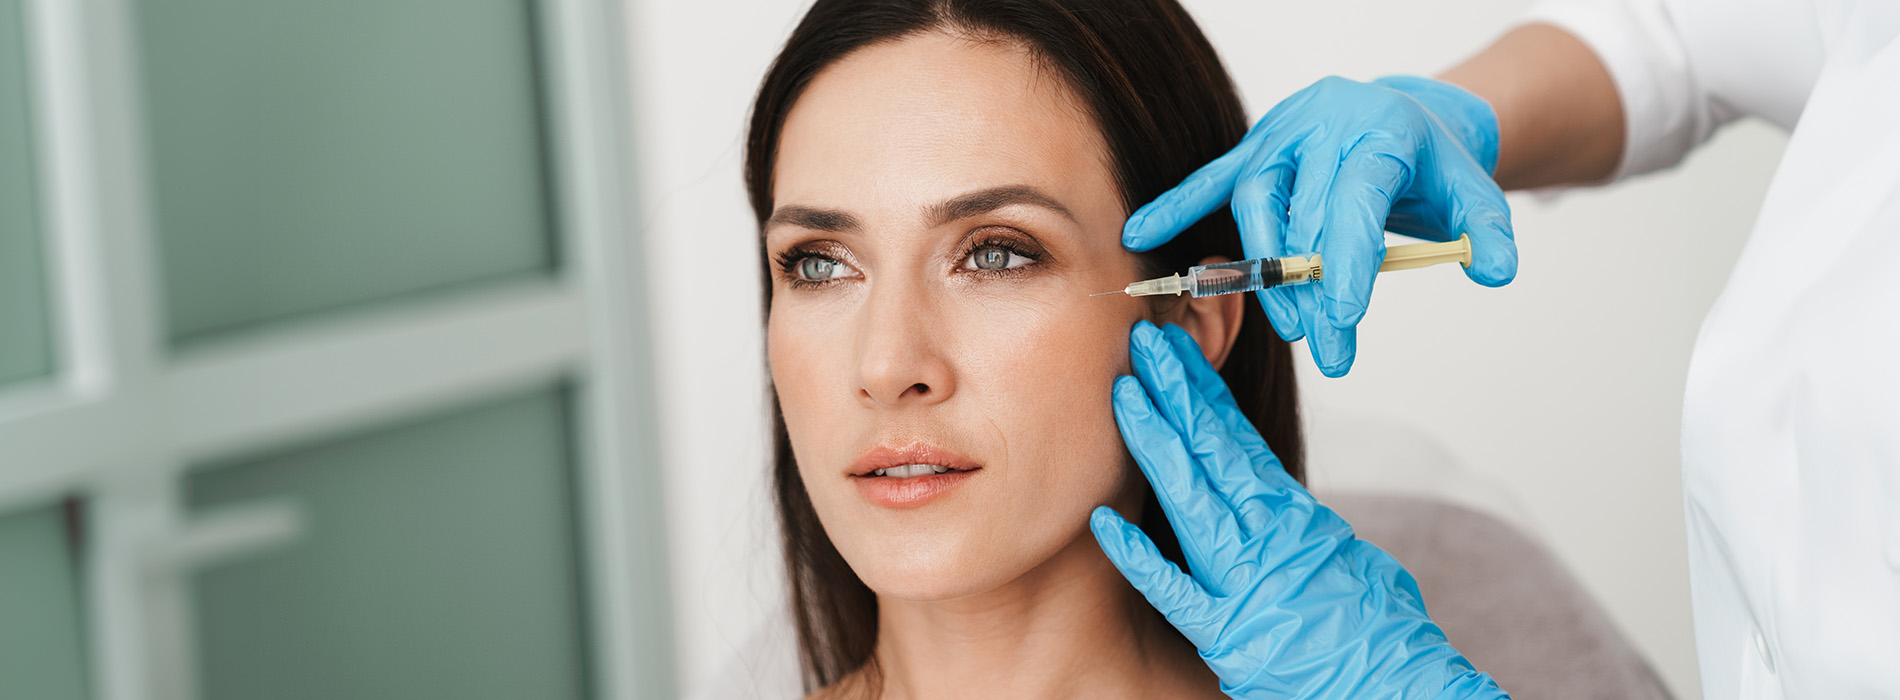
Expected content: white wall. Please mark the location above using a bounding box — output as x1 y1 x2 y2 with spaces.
621 1 801 696
623 1 1790 698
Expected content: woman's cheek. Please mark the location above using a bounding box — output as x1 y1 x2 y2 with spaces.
769 292 858 394
767 312 846 474
958 296 1134 480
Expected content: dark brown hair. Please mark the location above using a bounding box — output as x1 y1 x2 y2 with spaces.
744 0 1303 691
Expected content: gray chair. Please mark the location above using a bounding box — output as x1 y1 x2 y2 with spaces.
1326 492 1674 700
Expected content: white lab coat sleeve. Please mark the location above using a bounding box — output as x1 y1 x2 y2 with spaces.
1518 0 1743 180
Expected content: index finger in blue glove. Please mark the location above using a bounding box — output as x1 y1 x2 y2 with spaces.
1146 323 1306 543
1113 375 1244 582
1274 133 1368 376
1088 506 1218 640
1298 284 1359 378
1318 136 1414 329
1129 325 1266 502
1154 323 1279 472
1232 141 1305 342
1123 139 1257 252
1132 325 1301 574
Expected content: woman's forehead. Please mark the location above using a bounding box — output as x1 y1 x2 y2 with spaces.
773 31 1115 217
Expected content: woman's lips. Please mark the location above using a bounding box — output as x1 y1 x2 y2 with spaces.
855 470 977 509
849 443 982 509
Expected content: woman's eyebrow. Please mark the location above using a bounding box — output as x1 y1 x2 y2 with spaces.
927 185 1076 226
764 185 1075 235
766 206 861 233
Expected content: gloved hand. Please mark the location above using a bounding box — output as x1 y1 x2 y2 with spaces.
1090 321 1507 699
1122 76 1518 377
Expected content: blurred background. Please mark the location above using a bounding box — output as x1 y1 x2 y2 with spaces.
0 0 1783 699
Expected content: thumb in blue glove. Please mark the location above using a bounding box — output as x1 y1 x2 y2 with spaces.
1122 76 1517 377
1091 321 1506 699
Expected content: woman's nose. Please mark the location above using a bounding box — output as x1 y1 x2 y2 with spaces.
854 283 955 409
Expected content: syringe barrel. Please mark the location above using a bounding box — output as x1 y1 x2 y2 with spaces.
1173 236 1467 298
1186 258 1269 296
1186 255 1319 297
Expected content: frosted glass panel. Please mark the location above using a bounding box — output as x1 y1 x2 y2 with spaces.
0 502 91 700
137 1 557 343
187 389 588 700
0 0 53 385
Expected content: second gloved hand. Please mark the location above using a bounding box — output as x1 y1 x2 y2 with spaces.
1123 76 1518 377
1091 321 1506 699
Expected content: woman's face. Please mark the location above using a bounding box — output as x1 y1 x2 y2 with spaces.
766 31 1155 601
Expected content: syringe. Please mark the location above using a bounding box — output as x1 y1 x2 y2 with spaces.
1091 235 1472 298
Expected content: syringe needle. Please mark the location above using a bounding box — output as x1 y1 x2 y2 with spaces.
1089 290 1124 297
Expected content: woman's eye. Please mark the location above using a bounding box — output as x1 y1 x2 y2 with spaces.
965 245 1032 271
795 255 851 281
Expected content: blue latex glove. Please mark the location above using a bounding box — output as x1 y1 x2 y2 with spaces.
1090 321 1507 699
1123 76 1518 377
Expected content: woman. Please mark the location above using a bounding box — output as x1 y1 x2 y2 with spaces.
744 0 1300 695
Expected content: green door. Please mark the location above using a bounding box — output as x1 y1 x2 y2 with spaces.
188 388 590 700
136 0 558 344
0 0 54 385
0 503 91 700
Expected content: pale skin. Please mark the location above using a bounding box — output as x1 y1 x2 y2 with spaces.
765 31 1242 700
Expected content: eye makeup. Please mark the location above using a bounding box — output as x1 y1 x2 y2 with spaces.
952 226 1050 279
773 240 860 290
772 224 1055 290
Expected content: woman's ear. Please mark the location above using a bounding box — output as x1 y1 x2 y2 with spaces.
1159 255 1245 370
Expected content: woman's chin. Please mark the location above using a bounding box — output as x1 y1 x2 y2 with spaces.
846 531 1047 603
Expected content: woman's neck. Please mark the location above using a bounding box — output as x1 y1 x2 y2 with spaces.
849 530 1219 700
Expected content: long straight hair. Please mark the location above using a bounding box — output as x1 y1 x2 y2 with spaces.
744 0 1303 690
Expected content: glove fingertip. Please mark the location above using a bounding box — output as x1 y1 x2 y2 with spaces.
1259 289 1304 342
1111 374 1149 414
1121 207 1170 251
1090 506 1204 619
1472 238 1519 287
1471 264 1516 288
1131 318 1165 344
1318 358 1352 378
1129 321 1188 385
1325 292 1368 329
1088 506 1151 572
1089 505 1126 540
1461 211 1518 288
1156 323 1215 376
1310 334 1356 378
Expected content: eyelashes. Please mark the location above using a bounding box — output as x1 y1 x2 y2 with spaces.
773 228 1048 289
772 240 860 290
960 237 1039 273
